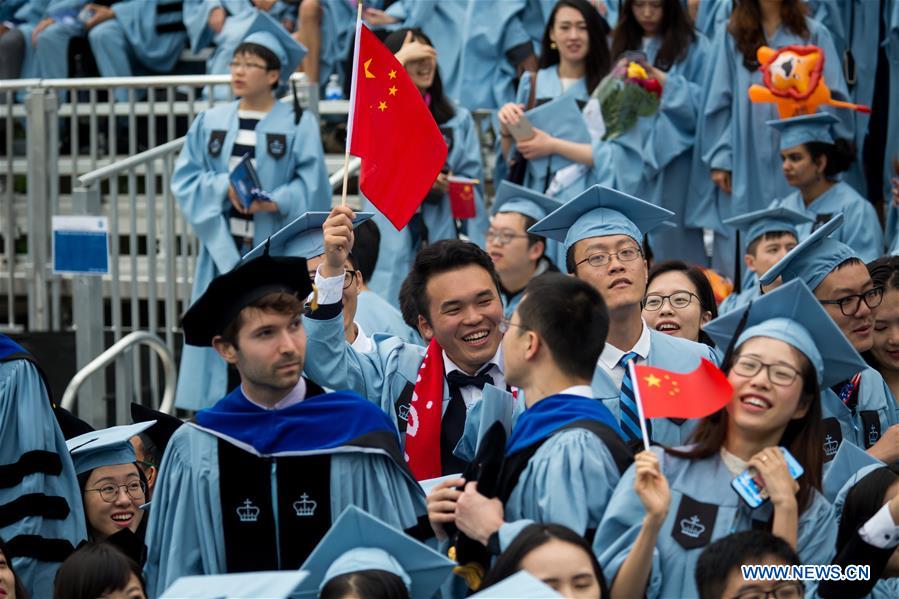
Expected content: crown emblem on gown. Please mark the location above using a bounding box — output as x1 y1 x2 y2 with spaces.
237 499 260 523
823 434 839 457
680 515 705 538
293 493 317 517
868 425 880 446
398 404 411 422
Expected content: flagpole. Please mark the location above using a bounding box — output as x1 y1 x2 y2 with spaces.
341 1 364 207
628 361 651 452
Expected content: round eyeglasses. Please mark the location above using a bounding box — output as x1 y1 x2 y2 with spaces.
642 291 699 311
84 480 146 503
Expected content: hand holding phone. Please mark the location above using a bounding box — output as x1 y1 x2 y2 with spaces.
731 447 804 509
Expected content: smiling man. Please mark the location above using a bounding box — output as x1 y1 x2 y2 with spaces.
304 206 516 477
529 185 718 448
760 215 899 464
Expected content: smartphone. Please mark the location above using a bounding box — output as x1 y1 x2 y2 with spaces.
623 50 648 64
507 114 536 142
731 447 804 509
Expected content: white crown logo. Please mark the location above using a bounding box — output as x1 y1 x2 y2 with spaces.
868 425 880 446
680 515 705 539
237 499 260 523
823 434 839 457
398 404 411 422
293 493 317 517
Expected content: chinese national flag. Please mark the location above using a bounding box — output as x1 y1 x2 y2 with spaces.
348 24 448 230
448 176 478 219
633 359 733 419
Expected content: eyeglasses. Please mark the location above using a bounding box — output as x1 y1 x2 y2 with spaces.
85 480 146 503
307 269 358 289
486 228 530 246
575 246 642 269
732 356 801 387
643 291 699 311
498 318 528 334
819 286 884 316
228 61 269 71
731 581 804 599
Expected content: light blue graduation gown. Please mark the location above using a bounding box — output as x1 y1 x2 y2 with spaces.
770 182 883 263
317 0 387 95
0 357 86 599
595 446 837 599
591 329 719 447
171 100 330 410
18 0 86 84
366 104 485 304
355 289 422 345
882 1 899 255
717 283 761 316
142 420 426 596
820 367 898 461
695 20 852 252
694 0 731 39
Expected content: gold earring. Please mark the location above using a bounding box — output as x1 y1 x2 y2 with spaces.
550 42 557 49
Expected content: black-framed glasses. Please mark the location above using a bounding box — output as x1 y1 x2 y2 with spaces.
819 286 884 316
85 480 146 503
643 291 699 311
731 581 804 599
486 228 530 246
732 356 801 387
498 318 528 334
575 246 642 269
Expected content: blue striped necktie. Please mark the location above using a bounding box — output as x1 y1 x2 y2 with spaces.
618 351 644 442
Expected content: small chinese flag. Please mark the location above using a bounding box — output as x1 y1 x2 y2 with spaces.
347 23 448 230
448 176 478 219
634 359 732 419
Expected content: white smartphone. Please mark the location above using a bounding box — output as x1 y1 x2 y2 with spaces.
507 115 536 142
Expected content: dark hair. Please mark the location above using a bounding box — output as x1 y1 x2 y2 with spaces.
611 0 697 70
219 291 304 348
804 139 856 179
320 569 410 599
695 530 802 599
864 256 899 370
77 463 148 541
233 42 281 90
135 432 160 469
383 28 455 124
729 0 809 70
351 219 382 283
0 537 29 599
401 240 502 327
836 465 899 552
53 542 145 599
539 0 611 93
745 230 798 257
480 523 609 595
516 273 609 380
669 342 824 513
647 260 718 346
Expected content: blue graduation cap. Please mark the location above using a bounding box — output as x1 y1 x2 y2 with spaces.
528 184 673 253
241 11 307 85
294 506 454 598
766 113 839 151
723 206 813 247
159 571 308 599
703 279 866 387
758 214 856 290
66 421 155 476
470 571 563 598
241 211 374 262
822 441 883 503
491 181 563 221
525 95 591 176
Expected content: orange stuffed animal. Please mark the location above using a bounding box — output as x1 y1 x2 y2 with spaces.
748 45 870 118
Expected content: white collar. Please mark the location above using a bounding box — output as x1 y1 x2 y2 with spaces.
599 319 652 369
350 321 373 354
557 385 593 398
242 378 307 411
443 343 504 377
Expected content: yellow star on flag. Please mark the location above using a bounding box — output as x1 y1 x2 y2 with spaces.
388 69 397 79
644 374 661 388
363 58 375 79
388 86 398 96
378 101 388 112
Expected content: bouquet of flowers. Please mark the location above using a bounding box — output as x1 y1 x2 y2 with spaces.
592 60 662 140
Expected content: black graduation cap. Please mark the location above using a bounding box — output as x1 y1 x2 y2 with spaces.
130 403 184 456
180 254 312 347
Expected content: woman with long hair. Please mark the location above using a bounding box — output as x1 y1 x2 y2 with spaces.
53 543 146 599
643 260 717 347
695 0 852 279
865 256 899 402
595 280 852 598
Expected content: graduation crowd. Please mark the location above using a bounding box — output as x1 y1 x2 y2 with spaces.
6 0 899 598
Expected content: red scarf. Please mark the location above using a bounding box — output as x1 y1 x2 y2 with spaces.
405 337 445 480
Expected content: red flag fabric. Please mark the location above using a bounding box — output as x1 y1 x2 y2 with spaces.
634 358 733 419
348 24 448 230
404 337 445 480
448 177 478 219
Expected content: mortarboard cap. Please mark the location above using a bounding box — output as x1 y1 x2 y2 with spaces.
767 113 839 151
130 403 184 456
470 571 563 598
822 441 883 503
491 181 563 221
525 95 591 176
528 184 672 253
159 571 309 599
242 211 374 262
294 506 455 598
723 206 812 247
758 214 856 290
181 254 312 347
241 11 307 85
703 279 865 387
67 421 155 475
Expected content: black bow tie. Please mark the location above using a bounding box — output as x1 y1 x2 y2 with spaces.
446 369 495 391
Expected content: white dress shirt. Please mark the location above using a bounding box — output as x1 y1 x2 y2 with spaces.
598 320 653 388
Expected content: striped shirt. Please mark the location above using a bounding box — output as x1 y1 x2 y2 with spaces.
229 110 266 252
